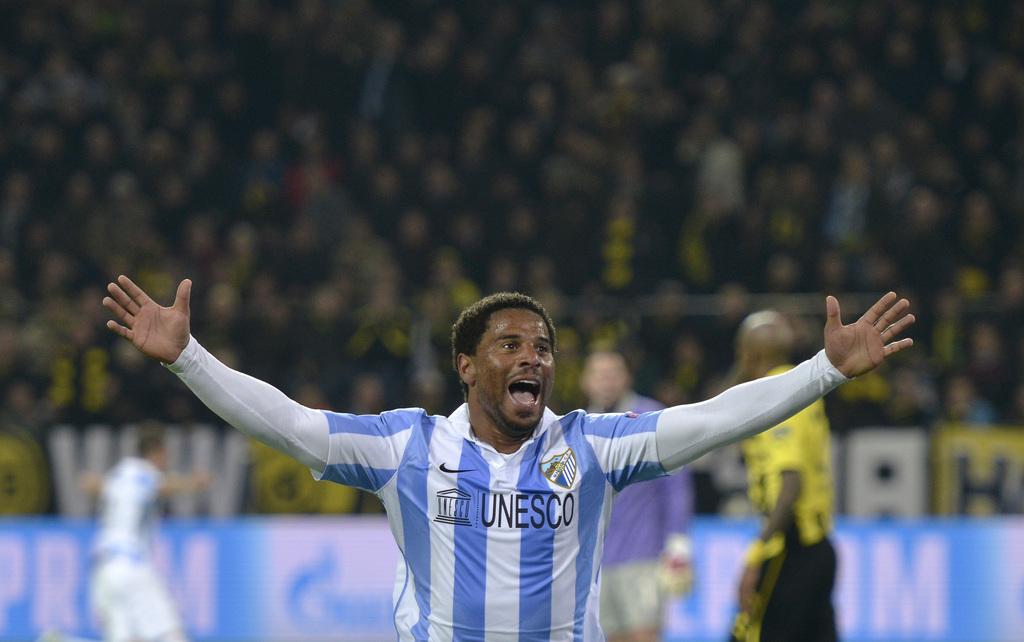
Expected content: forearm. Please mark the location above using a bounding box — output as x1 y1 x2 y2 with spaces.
655 350 846 470
165 336 329 471
758 471 800 541
79 473 103 498
159 473 206 497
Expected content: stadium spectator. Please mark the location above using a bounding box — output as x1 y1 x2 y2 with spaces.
2 1 1024 516
943 374 997 425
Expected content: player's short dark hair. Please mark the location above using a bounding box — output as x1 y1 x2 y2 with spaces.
137 422 166 457
451 292 557 397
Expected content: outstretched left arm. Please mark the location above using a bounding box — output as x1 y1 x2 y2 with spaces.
655 292 914 471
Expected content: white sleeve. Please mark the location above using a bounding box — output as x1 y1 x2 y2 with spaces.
655 350 847 471
164 336 329 471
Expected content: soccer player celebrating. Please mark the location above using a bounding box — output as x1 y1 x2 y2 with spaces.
729 311 840 642
102 275 913 641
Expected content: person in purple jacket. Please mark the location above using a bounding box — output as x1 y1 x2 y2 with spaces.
582 351 695 642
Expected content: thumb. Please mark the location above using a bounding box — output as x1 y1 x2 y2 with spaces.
174 279 192 316
824 295 842 333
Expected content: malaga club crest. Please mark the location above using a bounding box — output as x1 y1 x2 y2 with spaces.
540 448 577 489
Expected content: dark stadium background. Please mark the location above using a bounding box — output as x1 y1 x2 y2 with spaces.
1 1 1022 641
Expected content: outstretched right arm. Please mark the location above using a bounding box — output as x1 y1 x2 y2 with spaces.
103 275 329 471
166 336 329 471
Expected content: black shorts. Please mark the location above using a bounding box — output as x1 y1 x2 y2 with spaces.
729 535 838 642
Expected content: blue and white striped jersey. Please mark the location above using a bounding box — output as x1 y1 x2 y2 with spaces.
313 403 665 642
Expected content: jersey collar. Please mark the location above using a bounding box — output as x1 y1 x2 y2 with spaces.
447 403 559 454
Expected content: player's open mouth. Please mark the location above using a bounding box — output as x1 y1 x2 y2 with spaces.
508 378 541 407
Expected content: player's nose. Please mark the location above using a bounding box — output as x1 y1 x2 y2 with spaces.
518 344 542 367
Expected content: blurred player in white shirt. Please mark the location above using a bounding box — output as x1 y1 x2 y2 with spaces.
86 423 208 642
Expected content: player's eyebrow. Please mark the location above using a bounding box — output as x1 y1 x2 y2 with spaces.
495 333 551 345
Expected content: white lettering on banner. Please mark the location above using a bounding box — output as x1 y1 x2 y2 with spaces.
264 521 400 638
870 535 948 636
663 591 695 635
1001 526 1024 635
703 535 748 634
845 429 928 517
153 536 217 633
32 535 79 631
834 535 859 635
178 536 216 633
0 536 26 631
3 518 1019 641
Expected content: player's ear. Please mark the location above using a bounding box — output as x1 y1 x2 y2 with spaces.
457 353 477 388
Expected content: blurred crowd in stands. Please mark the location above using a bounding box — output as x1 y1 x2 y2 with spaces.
2 0 1024 454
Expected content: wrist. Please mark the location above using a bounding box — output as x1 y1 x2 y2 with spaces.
164 335 196 371
744 539 765 566
817 348 850 383
663 533 692 560
744 534 783 566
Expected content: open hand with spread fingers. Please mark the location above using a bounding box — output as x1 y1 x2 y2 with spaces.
103 275 192 364
824 292 915 378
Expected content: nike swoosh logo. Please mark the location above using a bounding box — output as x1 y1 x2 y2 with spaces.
439 463 475 474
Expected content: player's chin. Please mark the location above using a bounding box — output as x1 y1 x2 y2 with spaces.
502 401 544 432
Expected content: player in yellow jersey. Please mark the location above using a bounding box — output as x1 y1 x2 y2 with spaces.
729 311 838 642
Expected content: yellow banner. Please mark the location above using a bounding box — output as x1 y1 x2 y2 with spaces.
0 433 50 514
248 440 382 514
933 424 1024 514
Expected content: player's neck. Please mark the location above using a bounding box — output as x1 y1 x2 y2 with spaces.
744 357 785 382
466 405 534 454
